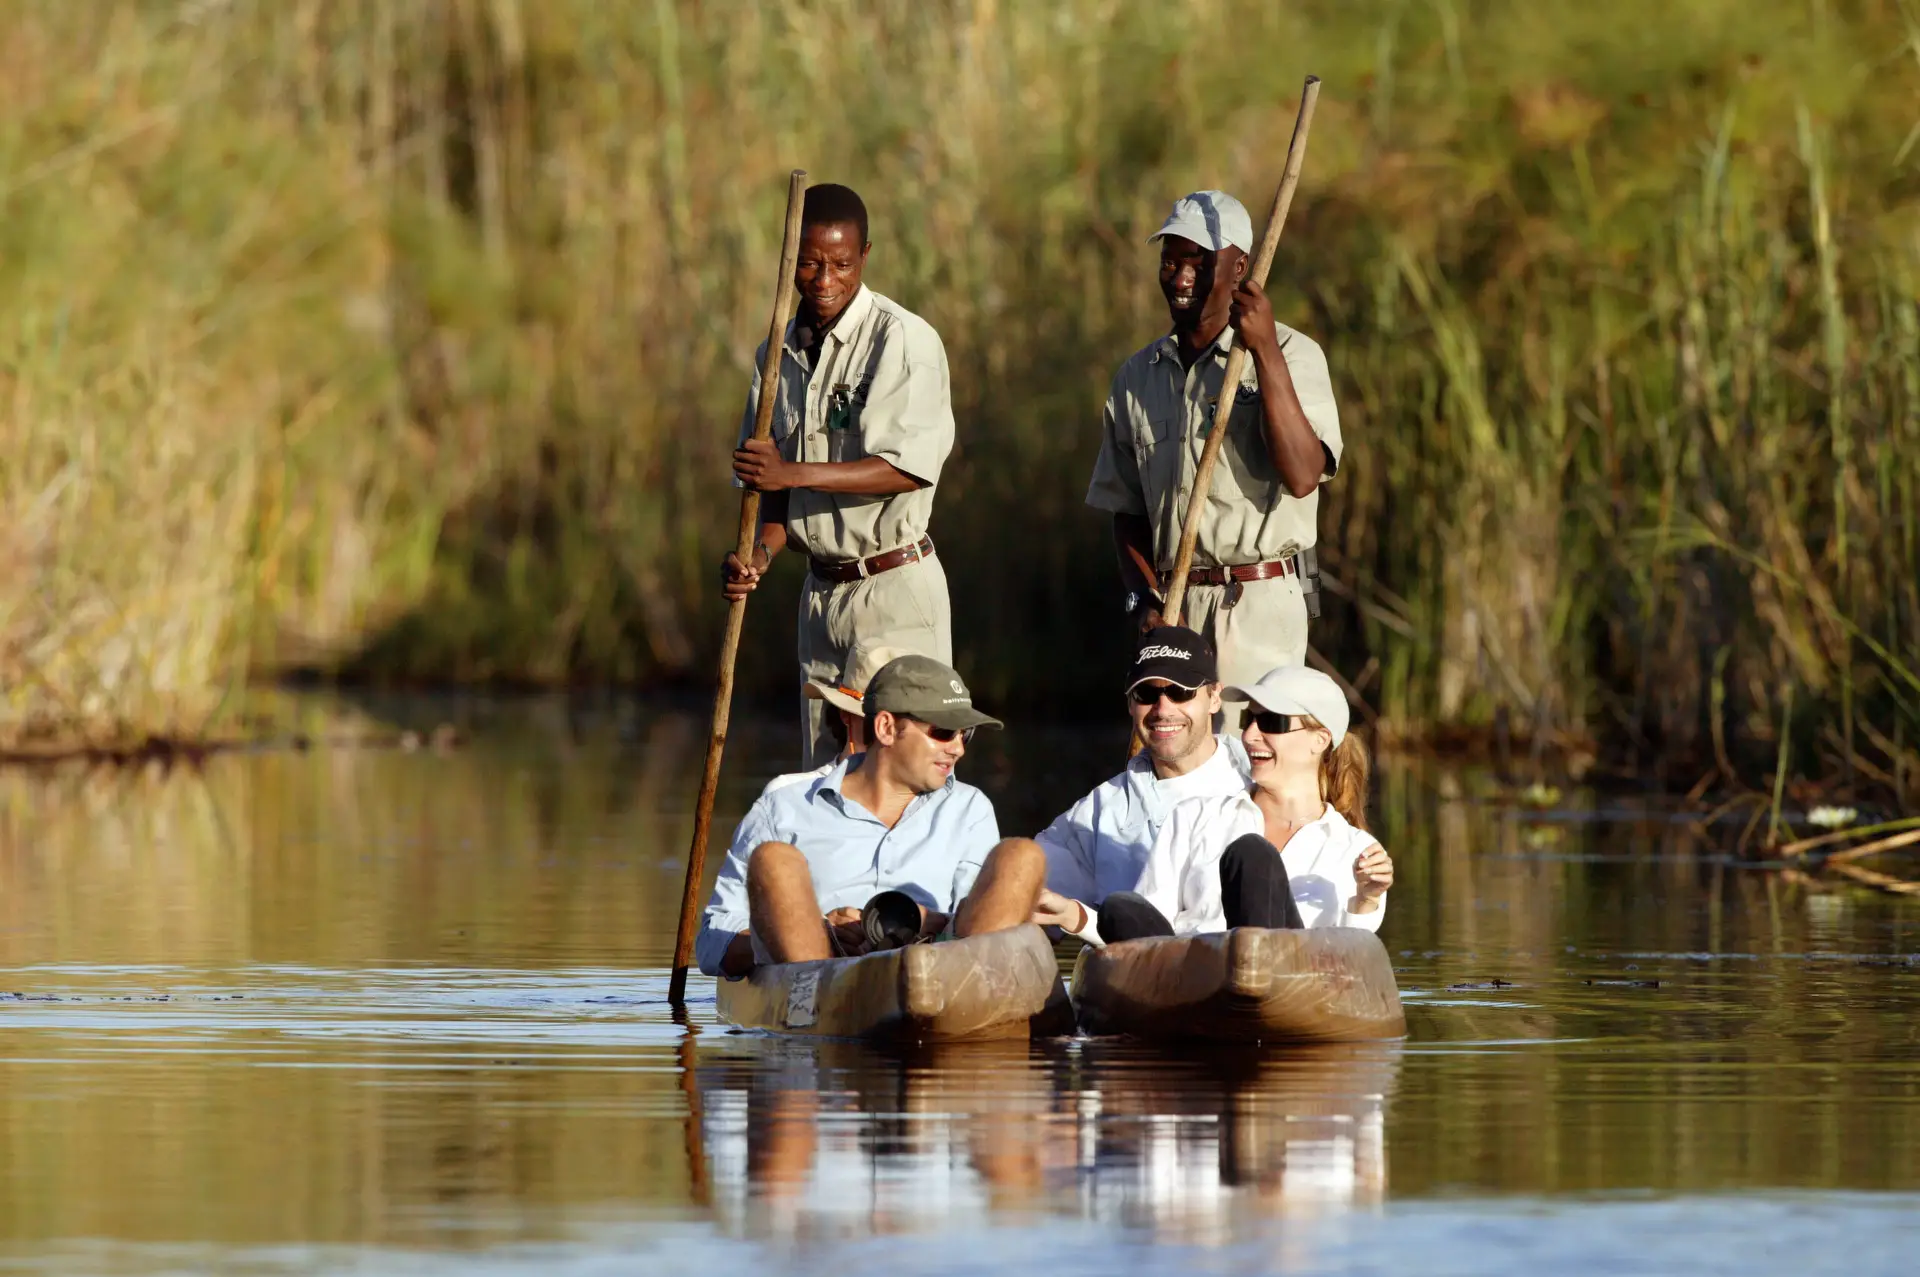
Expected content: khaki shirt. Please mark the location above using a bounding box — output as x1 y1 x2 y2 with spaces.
739 286 954 563
1085 322 1341 570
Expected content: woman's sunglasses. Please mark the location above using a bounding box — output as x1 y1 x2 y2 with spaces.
1239 707 1304 735
1129 682 1201 707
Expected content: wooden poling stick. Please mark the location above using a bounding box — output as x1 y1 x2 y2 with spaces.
668 169 809 1006
1160 76 1322 627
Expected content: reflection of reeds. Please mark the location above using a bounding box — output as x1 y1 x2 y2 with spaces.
0 3 1914 797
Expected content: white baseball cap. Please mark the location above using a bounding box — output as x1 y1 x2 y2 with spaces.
1150 190 1254 255
1224 665 1350 746
803 644 907 716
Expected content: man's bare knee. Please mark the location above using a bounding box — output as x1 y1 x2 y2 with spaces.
956 838 1047 937
981 837 1047 880
746 841 806 889
746 841 829 963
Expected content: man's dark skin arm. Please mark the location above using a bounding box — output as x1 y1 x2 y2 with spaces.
722 494 788 600
720 453 926 595
1112 513 1164 632
733 440 922 496
1229 276 1326 500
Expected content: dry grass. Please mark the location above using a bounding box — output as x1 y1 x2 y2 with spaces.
0 0 1915 799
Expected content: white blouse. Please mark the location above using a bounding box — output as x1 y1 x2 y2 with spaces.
1133 792 1387 935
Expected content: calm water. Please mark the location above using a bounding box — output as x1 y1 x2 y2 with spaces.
2 695 1918 1276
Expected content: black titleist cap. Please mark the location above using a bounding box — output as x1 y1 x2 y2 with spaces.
1127 626 1217 693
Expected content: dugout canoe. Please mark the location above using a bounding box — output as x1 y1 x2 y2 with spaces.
1070 926 1405 1044
715 922 1074 1043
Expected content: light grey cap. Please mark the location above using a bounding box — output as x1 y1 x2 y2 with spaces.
1224 665 1350 746
1150 190 1254 255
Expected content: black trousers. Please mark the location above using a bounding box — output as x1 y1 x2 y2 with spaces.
1097 834 1304 944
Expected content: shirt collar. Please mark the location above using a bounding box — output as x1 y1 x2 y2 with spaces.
1126 732 1234 779
784 285 875 355
811 755 859 801
813 751 952 813
1146 324 1234 366
1232 789 1341 826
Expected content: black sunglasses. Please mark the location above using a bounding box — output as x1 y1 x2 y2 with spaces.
903 717 976 745
1239 707 1304 734
1129 682 1201 707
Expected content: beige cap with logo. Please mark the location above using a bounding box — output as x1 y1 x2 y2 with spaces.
803 644 907 716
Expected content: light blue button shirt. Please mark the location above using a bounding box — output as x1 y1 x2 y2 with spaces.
694 755 1001 976
1035 734 1250 908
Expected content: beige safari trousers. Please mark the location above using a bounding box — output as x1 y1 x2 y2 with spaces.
797 554 952 767
1180 572 1310 695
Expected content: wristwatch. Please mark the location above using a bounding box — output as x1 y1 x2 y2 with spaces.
1124 589 1162 618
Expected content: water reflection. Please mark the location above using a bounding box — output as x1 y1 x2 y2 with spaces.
699 1039 1397 1248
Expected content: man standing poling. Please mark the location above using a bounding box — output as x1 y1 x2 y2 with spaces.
1085 190 1342 691
722 184 956 767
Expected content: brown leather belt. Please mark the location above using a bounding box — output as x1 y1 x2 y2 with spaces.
810 535 936 584
1161 555 1297 590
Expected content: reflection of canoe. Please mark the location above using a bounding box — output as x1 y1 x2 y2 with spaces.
1071 926 1405 1043
716 923 1073 1043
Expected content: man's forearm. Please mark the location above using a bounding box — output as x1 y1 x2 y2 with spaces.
1112 514 1160 596
788 457 922 495
1249 345 1325 499
755 509 789 562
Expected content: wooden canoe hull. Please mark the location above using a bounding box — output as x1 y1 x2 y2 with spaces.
716 923 1072 1043
1070 926 1406 1044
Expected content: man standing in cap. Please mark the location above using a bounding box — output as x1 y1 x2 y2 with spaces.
1027 626 1251 944
721 183 957 769
695 655 1050 977
1085 189 1343 691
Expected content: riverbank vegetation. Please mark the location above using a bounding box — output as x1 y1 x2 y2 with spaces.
2 0 1916 803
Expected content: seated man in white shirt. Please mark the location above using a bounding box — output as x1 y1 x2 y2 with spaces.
1028 627 1251 944
696 655 1047 977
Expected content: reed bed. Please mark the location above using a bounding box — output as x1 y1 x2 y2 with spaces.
0 0 1915 800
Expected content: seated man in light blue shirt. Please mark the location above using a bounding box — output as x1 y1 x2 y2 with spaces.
696 655 1047 978
1029 626 1250 945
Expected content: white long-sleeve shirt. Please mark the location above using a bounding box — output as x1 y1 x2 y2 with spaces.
1134 793 1387 935
1035 735 1250 943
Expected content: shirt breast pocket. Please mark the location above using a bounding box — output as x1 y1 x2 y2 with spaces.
1134 408 1180 471
826 381 871 463
1223 384 1276 479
